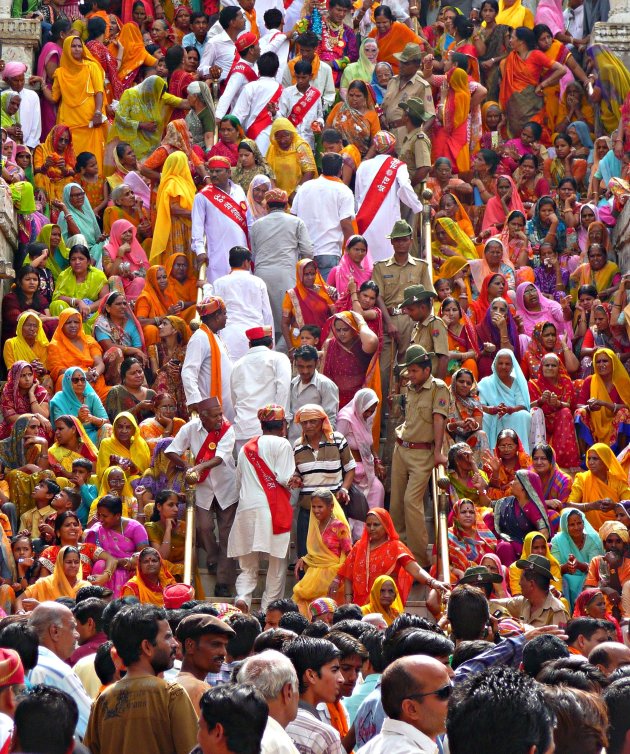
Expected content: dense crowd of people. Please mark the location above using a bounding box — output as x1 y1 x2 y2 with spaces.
0 0 629 748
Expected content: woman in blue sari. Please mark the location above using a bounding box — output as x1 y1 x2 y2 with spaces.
478 349 532 453
56 182 106 266
49 367 109 445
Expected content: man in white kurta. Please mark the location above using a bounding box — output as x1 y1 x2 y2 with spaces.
354 133 422 263
216 32 260 119
230 327 292 452
199 7 245 78
2 63 41 149
231 52 283 155
167 397 238 597
192 156 249 285
278 62 324 150
259 15 290 80
212 247 274 361
281 32 335 109
227 405 295 611
181 296 235 420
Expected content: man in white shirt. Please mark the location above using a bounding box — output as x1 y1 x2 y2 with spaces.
281 31 335 110
237 650 301 754
182 296 234 419
216 31 260 119
232 52 283 155
167 397 238 598
3 63 41 148
279 60 324 150
228 406 295 610
259 9 290 78
213 246 274 361
291 152 355 282
192 155 249 285
360 655 451 754
288 345 339 443
27 602 92 738
199 6 245 78
230 329 291 452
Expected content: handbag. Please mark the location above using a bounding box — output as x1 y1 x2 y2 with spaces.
342 484 369 522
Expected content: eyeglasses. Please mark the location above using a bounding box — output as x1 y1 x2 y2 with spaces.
71 376 86 383
406 683 453 702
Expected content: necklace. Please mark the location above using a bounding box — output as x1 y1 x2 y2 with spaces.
320 514 333 536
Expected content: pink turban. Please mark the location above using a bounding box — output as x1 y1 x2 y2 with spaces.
2 62 27 81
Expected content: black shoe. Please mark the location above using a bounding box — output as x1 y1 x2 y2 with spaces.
214 584 232 598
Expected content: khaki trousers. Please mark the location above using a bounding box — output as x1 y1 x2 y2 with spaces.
380 314 414 404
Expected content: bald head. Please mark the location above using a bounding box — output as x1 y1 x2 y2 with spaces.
589 642 630 675
28 602 78 660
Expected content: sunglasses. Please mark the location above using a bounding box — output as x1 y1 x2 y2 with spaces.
406 683 453 702
71 376 86 383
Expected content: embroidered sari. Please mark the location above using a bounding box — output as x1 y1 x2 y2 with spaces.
529 370 580 468
326 92 380 158
444 500 497 577
0 361 49 441
48 415 98 476
85 516 149 596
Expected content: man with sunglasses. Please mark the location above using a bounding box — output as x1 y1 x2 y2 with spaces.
360 655 451 754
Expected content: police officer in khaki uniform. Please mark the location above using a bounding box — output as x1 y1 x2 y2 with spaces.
401 284 449 379
372 220 434 402
382 43 436 146
390 344 449 566
399 97 433 197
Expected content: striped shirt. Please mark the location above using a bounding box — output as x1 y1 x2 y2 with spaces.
286 703 344 754
293 431 356 510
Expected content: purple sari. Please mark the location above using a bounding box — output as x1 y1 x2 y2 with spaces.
85 518 149 596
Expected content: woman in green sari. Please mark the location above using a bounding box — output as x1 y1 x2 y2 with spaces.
56 183 107 266
37 223 70 281
232 138 275 195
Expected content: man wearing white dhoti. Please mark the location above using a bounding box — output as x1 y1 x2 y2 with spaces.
227 404 295 611
192 155 249 285
354 130 422 263
231 52 283 156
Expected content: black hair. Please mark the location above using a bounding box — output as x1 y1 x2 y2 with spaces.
385 613 446 642
283 636 341 693
75 151 97 172
102 598 134 638
219 6 241 29
185 45 200 61
348 79 370 100
165 44 185 76
520 568 551 592
480 0 499 11
263 8 283 27
514 26 537 50
53 510 80 545
447 665 553 754
73 596 106 632
96 494 123 516
190 11 209 23
151 489 178 522
120 356 143 383
39 479 61 498
360 628 385 672
329 0 351 7
279 611 310 635
475 148 500 174
327 631 368 662
293 344 319 362
294 60 313 76
115 141 132 160
359 280 379 297
447 585 490 641
518 152 540 171
522 633 570 677
332 604 363 623
86 15 107 40
373 4 393 18
189 604 220 617
72 458 94 473
111 603 166 666
321 128 343 145
13 686 78 754
322 152 343 177
75 584 112 603
451 640 494 670
69 244 91 261
604 677 630 754
50 18 72 42
554 131 572 146
258 51 280 77
0 621 39 672
453 14 473 38
387 628 454 664
253 628 297 652
533 22 553 39
296 30 319 48
25 242 47 261
267 598 299 615
15 266 42 310
328 619 365 640
558 176 578 191
229 246 252 267
94 640 117 685
302 621 330 638
59 487 81 511
199 684 269 754
298 324 321 339
226 614 262 659
537 656 609 693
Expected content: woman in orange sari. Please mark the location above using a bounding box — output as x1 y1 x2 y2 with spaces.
117 22 157 88
120 546 176 605
164 253 198 324
368 6 424 75
499 27 566 140
281 260 336 351
432 67 471 174
135 265 182 346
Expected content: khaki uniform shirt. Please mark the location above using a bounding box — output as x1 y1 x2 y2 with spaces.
382 72 436 144
396 374 449 443
399 128 432 194
500 593 570 628
411 313 449 373
372 255 433 310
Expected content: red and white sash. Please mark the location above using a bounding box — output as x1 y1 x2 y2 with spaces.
201 184 249 239
246 84 283 140
355 157 403 234
226 59 259 87
243 436 293 534
195 419 231 482
288 87 321 127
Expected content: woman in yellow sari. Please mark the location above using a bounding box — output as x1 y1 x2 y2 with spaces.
50 37 108 174
432 218 478 266
266 118 317 200
37 224 70 282
360 574 404 626
96 411 151 481
508 530 562 594
149 151 196 267
18 545 90 609
120 546 176 605
48 414 98 478
88 464 137 521
570 244 621 303
293 488 353 617
2 312 49 372
496 0 534 28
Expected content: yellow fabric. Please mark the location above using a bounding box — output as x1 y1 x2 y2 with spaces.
508 531 562 594
570 442 630 529
360 574 404 626
88 465 135 519
24 545 91 600
2 312 49 370
150 151 196 263
293 495 350 604
432 218 478 262
266 118 317 196
589 348 630 444
118 22 157 81
120 552 176 605
496 0 534 28
96 411 151 480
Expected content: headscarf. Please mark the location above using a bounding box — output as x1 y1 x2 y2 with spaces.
308 597 337 619
48 308 101 384
496 0 533 28
150 150 196 263
371 62 393 104
433 217 478 263
0 414 38 469
294 404 334 441
104 218 148 268
589 442 629 487
527 196 567 252
511 530 561 592
49 413 98 464
137 437 186 497
478 349 530 446
469 273 509 326
5 311 49 365
588 350 630 444
246 174 272 221
35 125 75 185
341 38 377 91
481 101 502 133
161 118 195 156
551 507 603 564
482 175 527 232
435 256 470 282
440 191 476 238
54 37 105 118
26 545 90 601
123 549 176 605
479 552 510 596
515 281 573 341
57 182 101 247
336 388 379 488
110 76 171 155
293 258 335 325
3 362 33 416
0 91 20 129
523 321 566 380
577 203 600 251
37 223 70 280
49 367 104 427
97 411 151 478
569 120 594 161
514 468 550 530
233 137 274 193
599 520 630 544
266 118 317 195
573 587 606 617
331 235 373 311
135 265 178 318
118 21 157 80
88 464 135 519
360 574 403 626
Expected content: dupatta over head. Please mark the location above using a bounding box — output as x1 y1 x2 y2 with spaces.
588 348 630 444
360 574 403 625
122 548 176 605
150 150 196 263
516 281 573 341
27 545 90 600
97 410 151 478
135 265 178 318
552 507 602 564
290 259 335 333
4 311 49 366
482 174 527 231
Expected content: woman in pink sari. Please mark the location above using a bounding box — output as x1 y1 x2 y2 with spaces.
102 219 149 300
516 281 573 341
482 174 527 232
327 235 373 312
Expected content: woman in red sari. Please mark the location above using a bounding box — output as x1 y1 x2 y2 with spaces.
334 508 447 607
440 296 481 382
499 26 566 140
432 67 471 174
281 259 336 351
529 351 580 469
166 45 194 122
86 17 125 104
